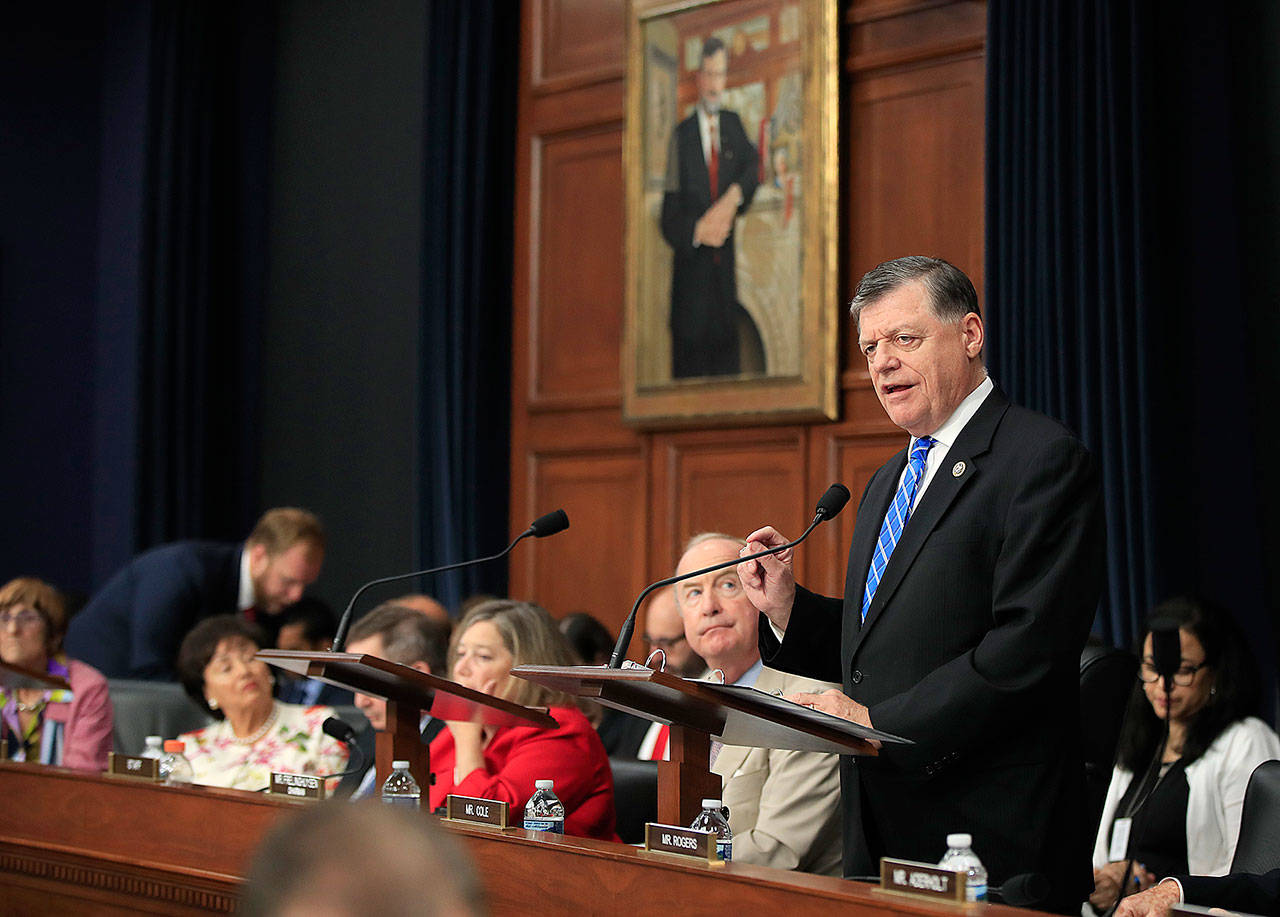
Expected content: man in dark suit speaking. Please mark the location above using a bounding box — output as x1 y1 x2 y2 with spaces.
739 257 1104 912
660 36 760 379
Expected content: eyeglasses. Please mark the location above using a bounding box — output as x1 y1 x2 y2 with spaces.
644 634 687 650
0 609 44 629
1138 661 1207 687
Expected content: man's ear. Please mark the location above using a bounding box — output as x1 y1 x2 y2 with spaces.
247 541 270 574
961 311 985 358
409 660 432 676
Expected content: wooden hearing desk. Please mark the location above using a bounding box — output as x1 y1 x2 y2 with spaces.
0 762 1043 916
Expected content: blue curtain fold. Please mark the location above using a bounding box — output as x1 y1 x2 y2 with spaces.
986 1 1276 715
136 1 271 546
986 0 1160 648
417 1 519 611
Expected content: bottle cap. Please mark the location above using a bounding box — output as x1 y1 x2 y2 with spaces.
163 740 185 753
946 833 972 848
701 798 721 809
535 779 554 789
392 760 410 770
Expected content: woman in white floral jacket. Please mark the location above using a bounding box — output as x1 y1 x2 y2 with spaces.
176 615 347 791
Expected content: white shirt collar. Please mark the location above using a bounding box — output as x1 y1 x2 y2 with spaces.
237 546 254 612
912 374 993 451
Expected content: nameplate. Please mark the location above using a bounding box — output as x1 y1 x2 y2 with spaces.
445 795 510 829
270 772 325 800
879 858 966 903
106 753 161 781
643 823 720 864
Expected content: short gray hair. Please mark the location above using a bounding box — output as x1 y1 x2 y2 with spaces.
849 256 978 331
681 531 746 557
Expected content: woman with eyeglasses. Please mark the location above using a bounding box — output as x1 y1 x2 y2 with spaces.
174 615 347 791
1087 597 1280 913
0 577 114 771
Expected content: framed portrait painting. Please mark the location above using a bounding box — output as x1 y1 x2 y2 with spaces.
623 0 838 427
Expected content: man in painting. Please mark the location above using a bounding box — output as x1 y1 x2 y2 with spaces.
660 35 761 379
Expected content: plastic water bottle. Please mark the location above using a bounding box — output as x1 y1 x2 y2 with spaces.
159 740 195 785
381 760 421 808
939 832 988 902
690 798 733 862
523 779 566 833
140 735 165 759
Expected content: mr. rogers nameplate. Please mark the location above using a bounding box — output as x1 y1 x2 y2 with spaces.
879 857 966 903
270 772 325 800
106 752 161 781
445 794 510 829
643 823 721 864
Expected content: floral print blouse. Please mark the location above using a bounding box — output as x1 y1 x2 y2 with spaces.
178 701 348 792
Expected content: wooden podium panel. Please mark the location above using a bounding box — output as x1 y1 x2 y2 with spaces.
0 762 1049 917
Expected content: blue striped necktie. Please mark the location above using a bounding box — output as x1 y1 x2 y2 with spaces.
861 436 935 623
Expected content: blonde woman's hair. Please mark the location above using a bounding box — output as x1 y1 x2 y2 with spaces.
449 599 584 712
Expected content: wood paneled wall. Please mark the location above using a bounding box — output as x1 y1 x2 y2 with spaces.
510 0 986 649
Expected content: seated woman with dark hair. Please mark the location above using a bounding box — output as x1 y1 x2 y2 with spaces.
176 615 347 791
0 577 113 771
429 599 617 840
1088 597 1280 913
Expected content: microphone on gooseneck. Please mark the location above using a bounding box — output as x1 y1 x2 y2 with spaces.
330 509 571 652
607 484 851 669
1149 620 1182 698
320 716 367 779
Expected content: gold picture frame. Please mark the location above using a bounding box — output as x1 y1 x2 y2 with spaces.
623 0 838 428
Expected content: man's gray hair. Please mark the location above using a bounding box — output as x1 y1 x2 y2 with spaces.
848 256 979 331
682 531 747 556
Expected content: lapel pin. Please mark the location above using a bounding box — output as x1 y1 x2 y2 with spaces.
951 461 966 478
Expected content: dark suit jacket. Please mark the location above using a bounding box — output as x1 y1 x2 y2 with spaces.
660 109 759 377
762 386 1104 912
1180 869 1280 915
64 541 242 680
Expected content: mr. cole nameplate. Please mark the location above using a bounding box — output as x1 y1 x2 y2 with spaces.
445 794 511 830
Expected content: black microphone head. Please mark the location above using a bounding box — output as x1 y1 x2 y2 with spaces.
1150 617 1182 679
530 509 569 538
815 483 851 520
321 716 356 745
996 873 1051 908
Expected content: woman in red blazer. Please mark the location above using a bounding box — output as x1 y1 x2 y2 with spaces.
428 599 617 841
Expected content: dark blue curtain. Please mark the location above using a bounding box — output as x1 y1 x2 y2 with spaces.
986 0 1160 648
137 2 272 546
418 1 519 611
986 1 1277 710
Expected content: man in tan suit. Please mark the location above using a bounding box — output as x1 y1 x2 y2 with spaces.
675 533 843 875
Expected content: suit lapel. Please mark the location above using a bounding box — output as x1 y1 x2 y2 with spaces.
842 449 905 669
851 388 1010 657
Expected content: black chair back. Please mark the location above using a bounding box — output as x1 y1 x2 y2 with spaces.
609 757 658 844
1230 759 1280 874
1079 644 1138 841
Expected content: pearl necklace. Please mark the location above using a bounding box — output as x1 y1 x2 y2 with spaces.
15 700 44 713
232 704 279 746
